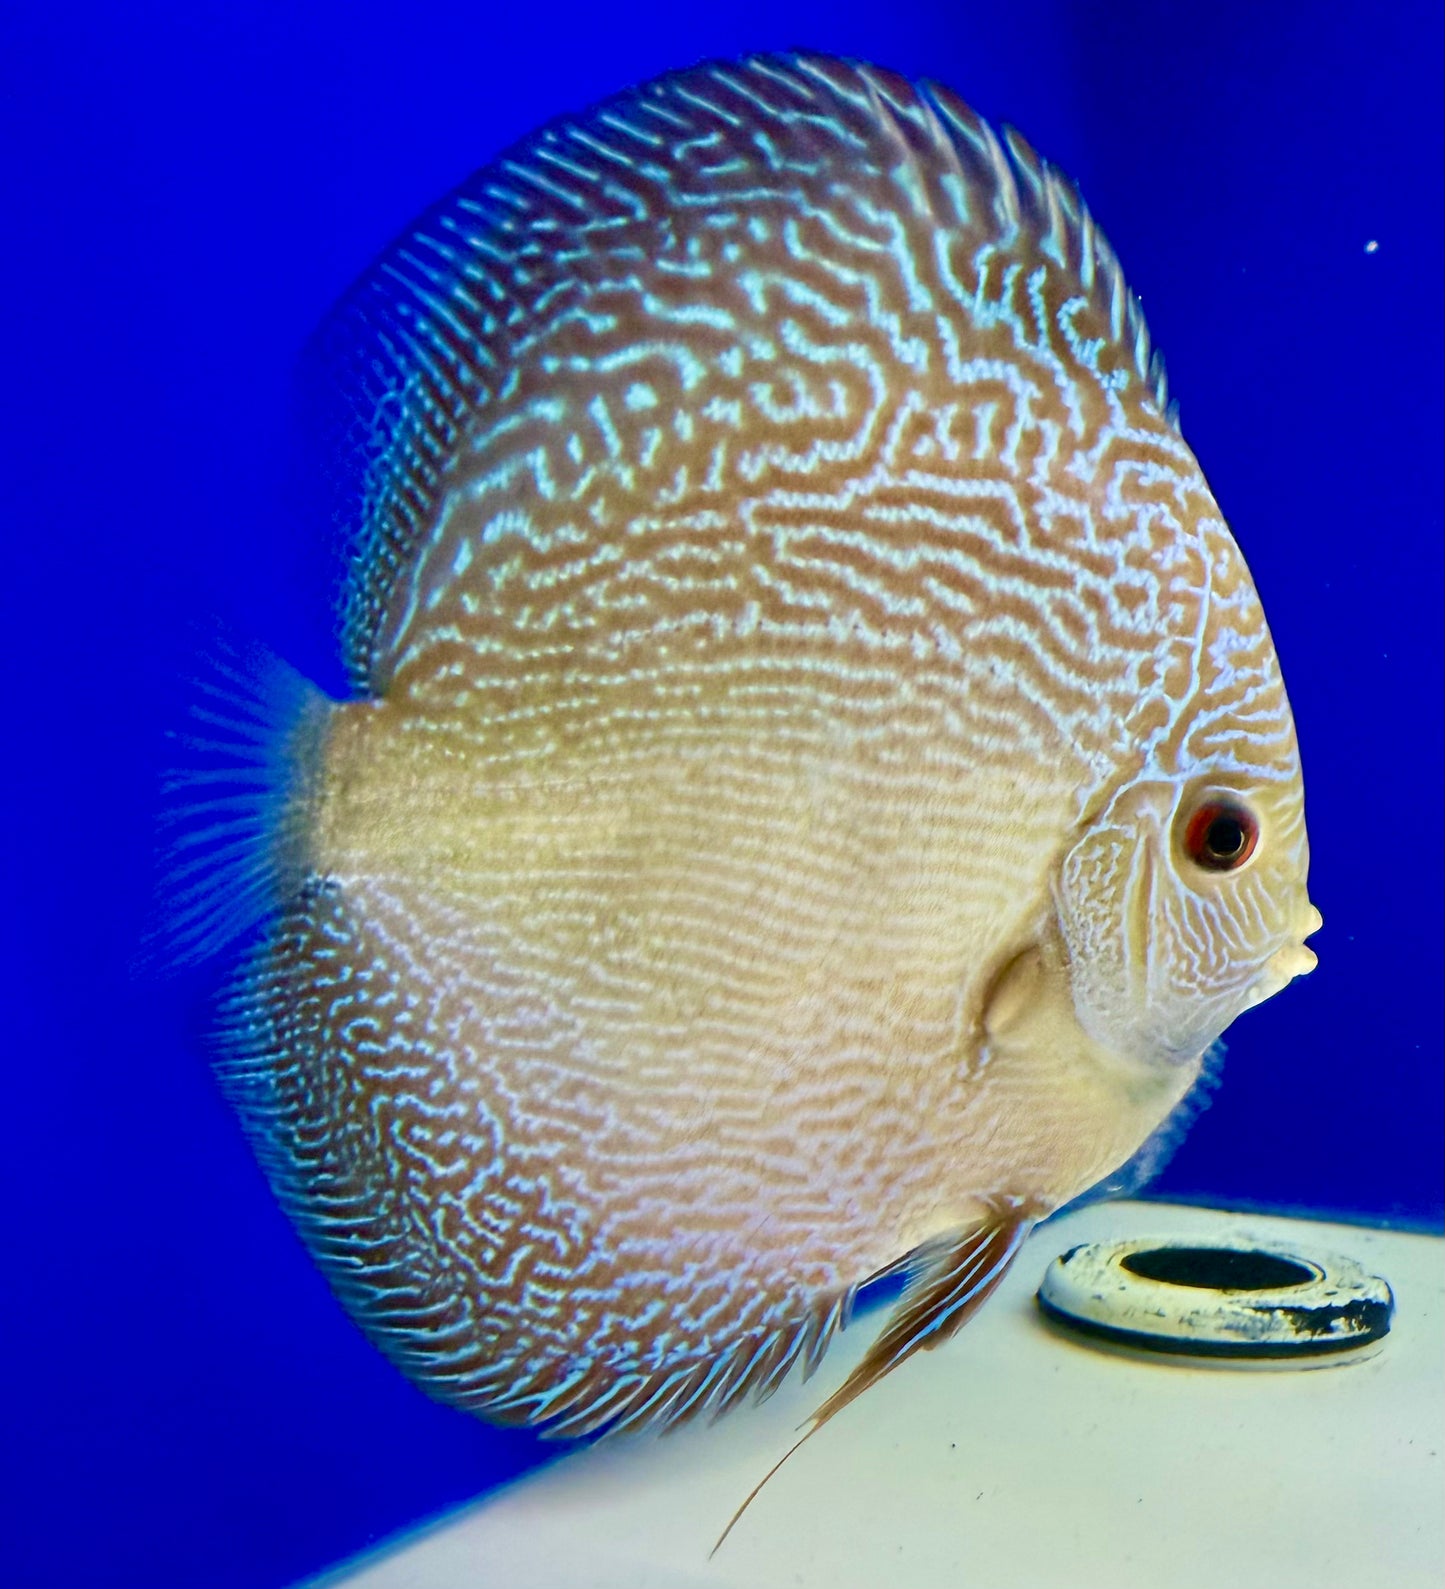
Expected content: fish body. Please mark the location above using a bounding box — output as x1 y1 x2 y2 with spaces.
207 56 1318 1442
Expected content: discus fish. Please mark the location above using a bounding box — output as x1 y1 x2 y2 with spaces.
175 52 1320 1518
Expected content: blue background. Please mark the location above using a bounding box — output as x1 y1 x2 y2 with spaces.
2 4 1439 1586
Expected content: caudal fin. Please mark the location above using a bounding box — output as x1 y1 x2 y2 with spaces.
140 632 333 971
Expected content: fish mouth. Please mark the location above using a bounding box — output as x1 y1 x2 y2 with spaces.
1241 903 1322 1010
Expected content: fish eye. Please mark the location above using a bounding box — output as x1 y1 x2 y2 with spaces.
1180 797 1259 873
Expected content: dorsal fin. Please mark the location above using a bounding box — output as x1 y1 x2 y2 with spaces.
712 1197 1038 1555
306 53 1173 690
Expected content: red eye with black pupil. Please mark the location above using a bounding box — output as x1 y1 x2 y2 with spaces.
1184 802 1259 871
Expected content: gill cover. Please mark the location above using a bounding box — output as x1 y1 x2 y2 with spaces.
1054 780 1273 1067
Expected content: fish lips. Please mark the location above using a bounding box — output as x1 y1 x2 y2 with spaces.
1241 922 1321 1011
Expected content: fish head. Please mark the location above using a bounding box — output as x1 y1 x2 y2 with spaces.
1054 769 1318 1069
1051 542 1319 1070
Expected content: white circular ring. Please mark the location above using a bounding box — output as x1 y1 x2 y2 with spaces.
1037 1235 1393 1365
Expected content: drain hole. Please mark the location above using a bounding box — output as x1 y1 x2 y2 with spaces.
1120 1246 1316 1291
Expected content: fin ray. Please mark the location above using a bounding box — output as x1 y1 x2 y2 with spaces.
141 635 332 971
308 53 1172 688
712 1199 1036 1556
806 1200 1035 1431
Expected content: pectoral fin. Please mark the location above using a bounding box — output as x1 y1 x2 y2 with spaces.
712 1197 1037 1554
